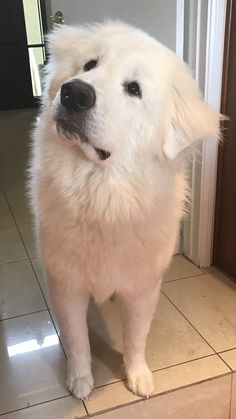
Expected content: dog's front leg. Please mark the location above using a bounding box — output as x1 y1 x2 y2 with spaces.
47 276 93 399
117 286 160 398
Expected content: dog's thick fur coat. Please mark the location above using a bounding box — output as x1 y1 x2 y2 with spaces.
29 21 219 399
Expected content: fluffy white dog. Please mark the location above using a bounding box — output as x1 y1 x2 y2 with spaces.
29 21 219 399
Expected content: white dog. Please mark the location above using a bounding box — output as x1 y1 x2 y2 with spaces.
29 21 219 400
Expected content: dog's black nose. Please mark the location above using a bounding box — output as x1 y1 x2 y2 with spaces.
60 80 96 111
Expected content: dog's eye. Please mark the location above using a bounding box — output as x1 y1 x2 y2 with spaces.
83 59 98 72
125 81 142 98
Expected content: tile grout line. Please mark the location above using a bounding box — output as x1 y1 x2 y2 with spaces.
163 271 208 283
0 394 87 418
0 257 29 266
161 289 233 372
219 347 236 355
229 373 234 419
84 401 89 417
218 354 234 373
152 353 221 374
0 222 16 229
0 224 19 231
14 222 33 227
0 308 49 323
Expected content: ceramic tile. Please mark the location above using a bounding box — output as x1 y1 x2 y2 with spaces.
0 190 15 228
0 168 27 200
201 266 218 273
85 357 230 415
8 196 32 225
163 271 236 352
147 294 214 369
18 224 37 258
49 308 60 335
0 311 68 415
0 226 27 264
219 349 236 371
0 155 27 172
163 255 202 282
92 375 231 419
88 300 124 387
1 180 26 201
0 145 27 170
231 373 236 419
85 378 140 414
0 260 46 320
152 355 230 395
0 396 87 419
0 110 34 176
88 294 213 388
0 109 35 148
0 159 26 176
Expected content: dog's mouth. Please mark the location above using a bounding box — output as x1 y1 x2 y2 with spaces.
56 120 111 161
94 148 111 160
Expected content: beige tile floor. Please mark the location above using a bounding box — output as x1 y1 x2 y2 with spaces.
0 110 236 418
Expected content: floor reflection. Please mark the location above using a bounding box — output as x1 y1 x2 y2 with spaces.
8 334 59 357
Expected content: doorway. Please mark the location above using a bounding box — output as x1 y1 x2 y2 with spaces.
0 0 33 110
0 0 47 110
22 0 48 98
214 0 236 281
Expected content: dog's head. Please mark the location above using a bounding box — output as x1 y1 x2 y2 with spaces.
45 21 219 165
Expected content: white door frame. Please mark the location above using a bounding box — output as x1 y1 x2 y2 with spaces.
198 0 227 267
177 0 227 267
176 0 185 59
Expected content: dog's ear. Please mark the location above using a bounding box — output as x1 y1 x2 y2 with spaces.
162 64 220 160
46 25 85 61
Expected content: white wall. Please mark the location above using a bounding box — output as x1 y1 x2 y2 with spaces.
50 0 177 51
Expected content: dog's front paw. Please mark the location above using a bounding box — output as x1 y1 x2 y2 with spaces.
126 365 154 398
67 371 94 400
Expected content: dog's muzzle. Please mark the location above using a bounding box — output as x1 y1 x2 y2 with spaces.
57 80 111 161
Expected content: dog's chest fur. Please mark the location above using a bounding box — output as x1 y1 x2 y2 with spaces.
39 202 179 302
32 133 186 302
